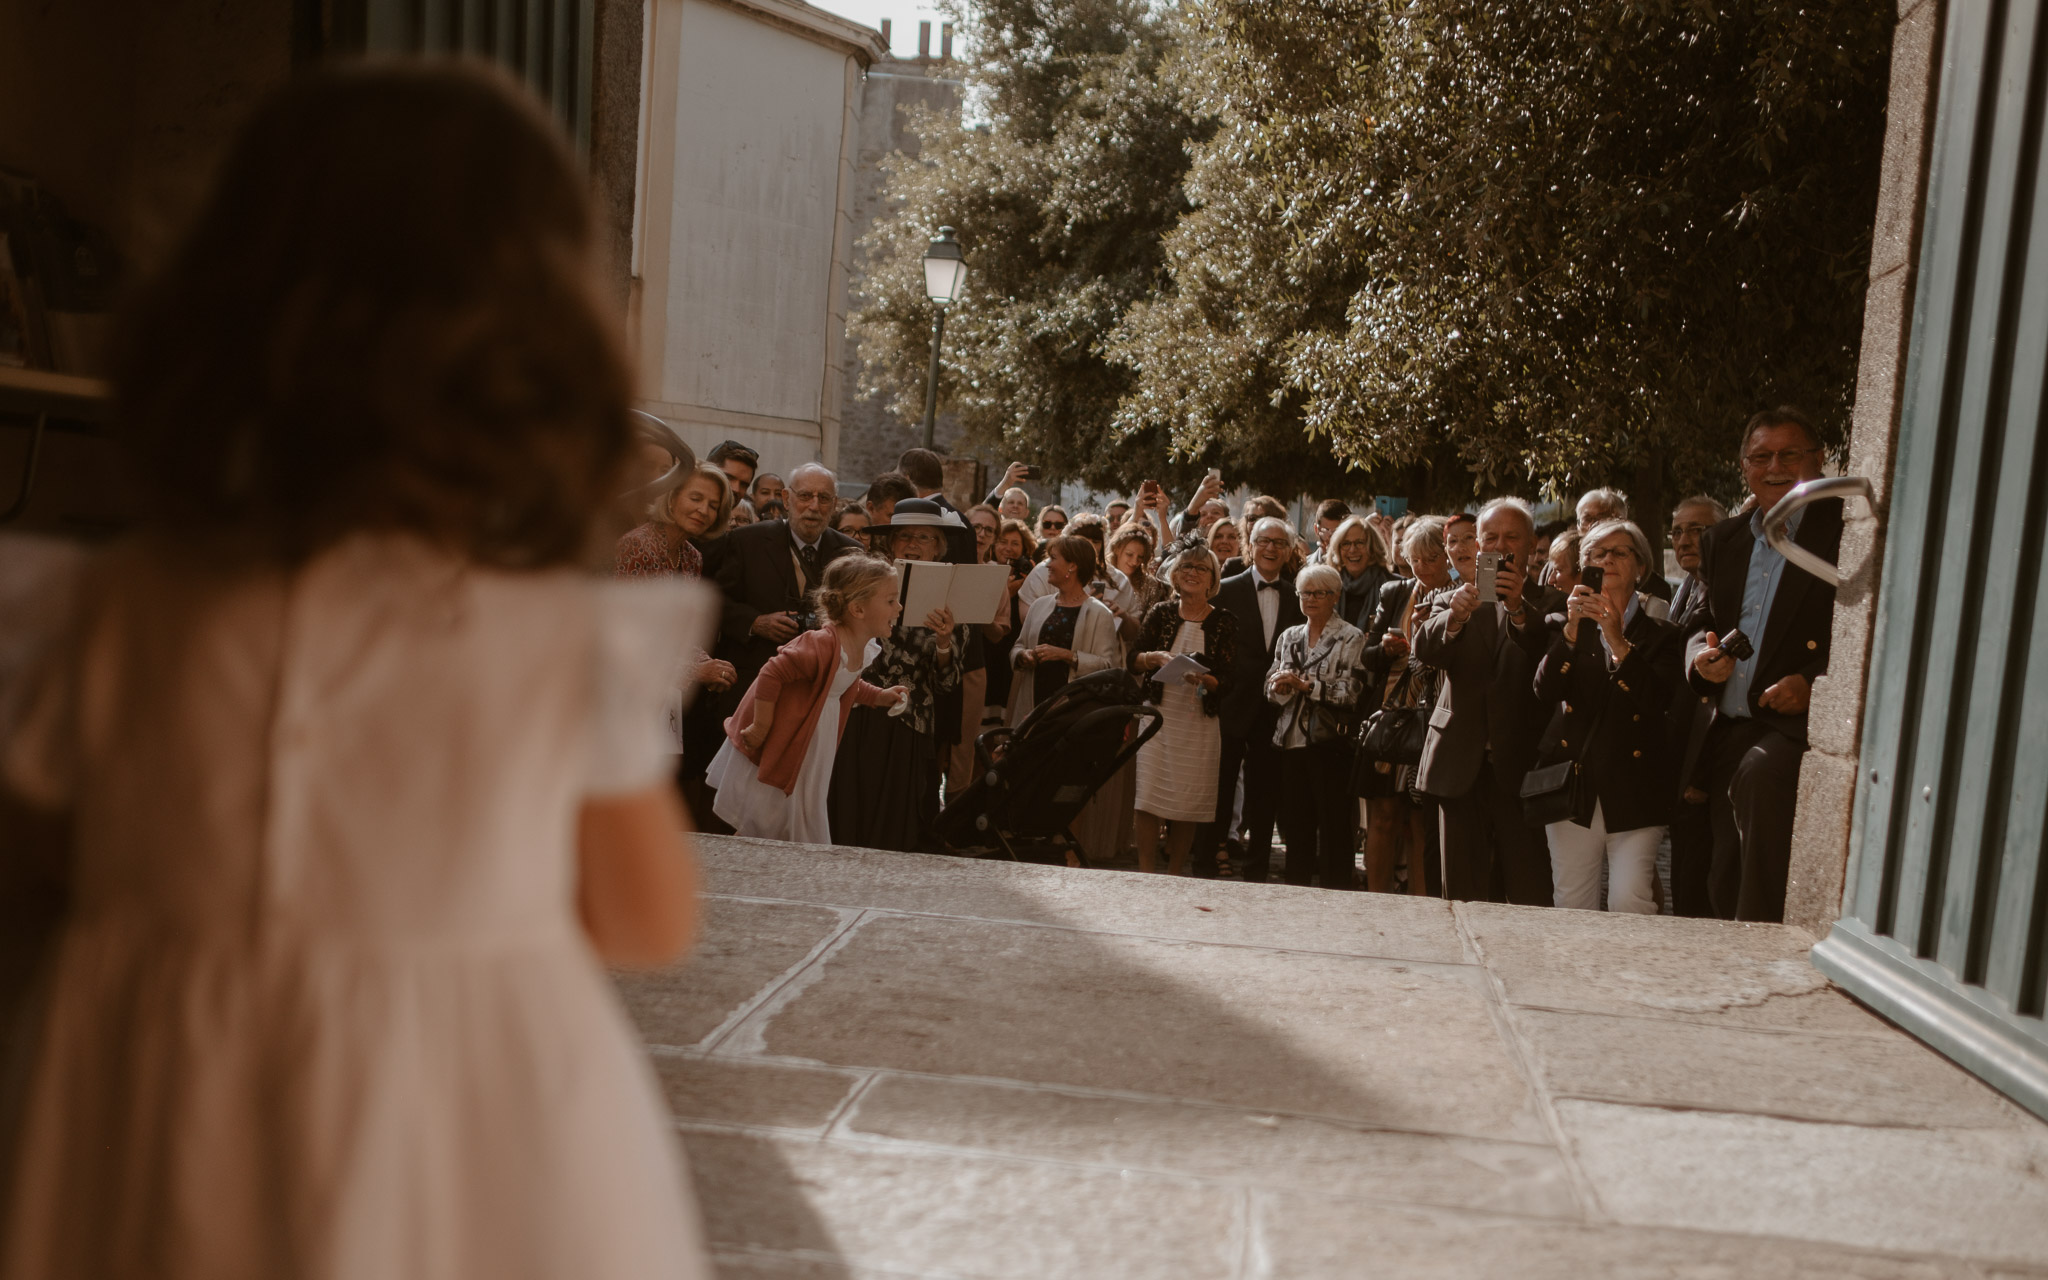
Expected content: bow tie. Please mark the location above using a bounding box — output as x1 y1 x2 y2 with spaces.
1257 580 1282 592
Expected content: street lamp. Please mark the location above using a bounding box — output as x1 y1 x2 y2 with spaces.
920 226 967 449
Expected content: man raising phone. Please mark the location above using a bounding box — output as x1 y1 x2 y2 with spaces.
1413 498 1553 906
1684 406 1838 922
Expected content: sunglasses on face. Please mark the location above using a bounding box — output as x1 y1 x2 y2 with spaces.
1042 520 1066 531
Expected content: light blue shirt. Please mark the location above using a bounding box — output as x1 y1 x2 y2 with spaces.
1721 506 1802 718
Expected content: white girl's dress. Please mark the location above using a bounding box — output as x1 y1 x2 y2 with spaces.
704 654 859 844
0 534 714 1280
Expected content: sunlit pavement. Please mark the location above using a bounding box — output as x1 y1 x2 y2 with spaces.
617 835 2048 1279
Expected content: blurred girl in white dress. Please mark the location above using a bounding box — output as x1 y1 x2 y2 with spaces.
0 64 713 1280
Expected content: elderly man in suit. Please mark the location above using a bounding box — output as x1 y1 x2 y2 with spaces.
712 461 865 706
1665 493 1728 917
1413 497 1554 905
1686 408 1839 922
1198 516 1304 882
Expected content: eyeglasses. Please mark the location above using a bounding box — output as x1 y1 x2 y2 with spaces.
1669 522 1711 539
1252 536 1292 548
790 489 835 506
1298 588 1337 599
1743 447 1819 470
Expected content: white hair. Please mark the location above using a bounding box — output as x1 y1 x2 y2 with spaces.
788 462 836 491
1295 562 1342 597
1576 487 1629 521
1476 496 1536 535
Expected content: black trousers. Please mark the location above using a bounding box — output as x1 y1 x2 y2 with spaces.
1704 717 1804 922
1668 794 1715 917
1280 742 1359 889
1199 728 1285 882
1436 760 1552 906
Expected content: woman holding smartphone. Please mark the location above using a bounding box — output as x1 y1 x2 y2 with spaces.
1529 520 1684 912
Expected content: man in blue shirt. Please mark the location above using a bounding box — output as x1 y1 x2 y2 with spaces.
1684 407 1842 921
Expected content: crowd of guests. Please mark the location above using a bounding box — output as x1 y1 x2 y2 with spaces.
618 411 1838 924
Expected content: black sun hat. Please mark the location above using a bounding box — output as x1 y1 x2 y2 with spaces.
867 498 978 565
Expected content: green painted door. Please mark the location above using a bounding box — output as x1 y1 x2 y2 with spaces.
1811 0 2048 1122
304 0 597 152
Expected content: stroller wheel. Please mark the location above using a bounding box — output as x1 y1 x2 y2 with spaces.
975 814 989 831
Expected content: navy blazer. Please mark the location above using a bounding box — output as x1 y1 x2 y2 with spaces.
1682 499 1841 747
1532 603 1685 832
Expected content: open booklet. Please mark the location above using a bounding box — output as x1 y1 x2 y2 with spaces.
1151 652 1209 685
895 559 1011 627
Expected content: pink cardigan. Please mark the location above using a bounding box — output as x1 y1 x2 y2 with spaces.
722 625 894 793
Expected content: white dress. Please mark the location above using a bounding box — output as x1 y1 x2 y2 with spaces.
704 653 859 843
1134 618 1222 822
0 534 713 1280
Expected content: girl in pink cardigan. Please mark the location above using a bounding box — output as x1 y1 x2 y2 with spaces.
705 556 907 841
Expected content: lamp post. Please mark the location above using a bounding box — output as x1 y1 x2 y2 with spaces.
920 226 967 450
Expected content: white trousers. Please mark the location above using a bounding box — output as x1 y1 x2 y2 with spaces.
1546 800 1662 913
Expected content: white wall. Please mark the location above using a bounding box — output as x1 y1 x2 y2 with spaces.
633 0 877 481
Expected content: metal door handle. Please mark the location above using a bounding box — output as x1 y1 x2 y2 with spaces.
1760 475 1875 588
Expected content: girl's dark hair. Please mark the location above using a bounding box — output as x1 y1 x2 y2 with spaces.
116 61 633 567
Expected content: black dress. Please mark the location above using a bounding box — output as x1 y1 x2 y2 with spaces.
828 622 960 852
1031 603 1083 706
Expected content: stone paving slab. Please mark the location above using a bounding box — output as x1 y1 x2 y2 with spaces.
1559 1099 2048 1269
684 1128 1245 1280
839 1074 1577 1219
619 896 853 1047
1251 1197 1981 1280
1457 900 1895 1034
621 838 2048 1278
739 911 1547 1142
1515 1006 2029 1129
700 835 1467 963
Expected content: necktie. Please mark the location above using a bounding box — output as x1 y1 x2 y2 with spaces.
799 543 818 580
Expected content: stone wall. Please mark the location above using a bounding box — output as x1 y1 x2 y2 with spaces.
1785 0 1943 936
835 56 966 488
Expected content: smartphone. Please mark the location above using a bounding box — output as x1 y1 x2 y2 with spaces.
1473 551 1503 604
1579 564 1604 593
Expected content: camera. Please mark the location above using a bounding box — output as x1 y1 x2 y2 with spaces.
1718 628 1754 662
793 608 820 632
1579 564 1604 593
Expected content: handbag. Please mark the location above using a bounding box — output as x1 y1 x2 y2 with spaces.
1357 666 1429 765
1519 760 1576 826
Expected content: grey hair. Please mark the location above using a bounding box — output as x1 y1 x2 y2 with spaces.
1294 562 1342 597
1672 493 1728 524
1402 516 1448 561
1250 515 1292 545
1583 518 1656 589
788 461 836 491
1576 487 1629 521
1476 496 1536 535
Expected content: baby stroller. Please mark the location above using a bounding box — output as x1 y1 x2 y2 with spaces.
934 668 1163 867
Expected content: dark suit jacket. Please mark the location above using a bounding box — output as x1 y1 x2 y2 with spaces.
714 519 864 692
1413 593 1551 799
1213 568 1303 742
1683 499 1841 746
1532 605 1684 832
1665 570 1715 792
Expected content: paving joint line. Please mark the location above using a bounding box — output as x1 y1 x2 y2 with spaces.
692 907 873 1054
1453 899 1607 1225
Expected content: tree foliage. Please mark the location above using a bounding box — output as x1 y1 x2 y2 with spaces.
856 0 1896 507
847 0 1204 490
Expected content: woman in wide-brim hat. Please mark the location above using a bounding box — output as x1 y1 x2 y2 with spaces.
828 499 972 851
